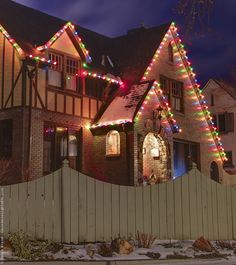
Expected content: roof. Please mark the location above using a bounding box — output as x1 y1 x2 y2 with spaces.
0 0 170 83
205 78 236 100
94 81 153 127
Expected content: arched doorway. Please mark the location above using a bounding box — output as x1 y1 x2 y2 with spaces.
210 161 219 183
142 133 168 184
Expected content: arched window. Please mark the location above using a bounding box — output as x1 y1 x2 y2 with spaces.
106 130 120 156
168 42 174 62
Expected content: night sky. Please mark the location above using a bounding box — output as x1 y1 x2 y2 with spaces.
14 0 236 85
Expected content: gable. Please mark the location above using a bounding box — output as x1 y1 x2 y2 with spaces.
50 31 81 58
139 22 227 164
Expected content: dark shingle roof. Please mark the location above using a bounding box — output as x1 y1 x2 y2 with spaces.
0 0 170 83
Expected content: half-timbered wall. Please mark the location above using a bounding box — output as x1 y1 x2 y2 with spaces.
0 32 22 110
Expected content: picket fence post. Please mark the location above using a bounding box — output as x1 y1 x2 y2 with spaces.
61 159 71 243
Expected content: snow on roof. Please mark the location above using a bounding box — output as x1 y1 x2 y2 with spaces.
93 82 152 127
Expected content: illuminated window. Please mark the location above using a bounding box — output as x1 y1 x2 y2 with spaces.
106 130 120 156
48 53 63 87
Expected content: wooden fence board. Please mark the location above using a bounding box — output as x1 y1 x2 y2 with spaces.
44 173 53 240
232 189 236 240
151 185 159 237
95 181 104 241
103 183 112 241
143 185 151 235
173 177 182 239
9 184 19 232
211 180 219 240
135 187 143 233
52 171 61 242
217 185 228 240
35 177 45 239
119 186 128 238
181 174 190 239
3 186 10 235
87 177 96 242
159 183 167 239
78 173 87 242
196 171 203 238
188 171 198 239
206 177 213 240
226 187 233 240
111 184 120 237
18 182 27 232
127 187 136 237
166 181 175 239
201 174 208 239
70 170 79 243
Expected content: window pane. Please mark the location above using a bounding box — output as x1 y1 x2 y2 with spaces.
218 114 226 132
106 131 120 155
66 74 77 91
48 69 62 87
0 119 13 159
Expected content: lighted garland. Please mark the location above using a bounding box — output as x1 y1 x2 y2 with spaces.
169 23 227 162
81 70 123 85
0 24 23 54
37 22 92 63
134 81 181 133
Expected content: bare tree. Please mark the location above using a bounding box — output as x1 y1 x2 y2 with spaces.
175 0 214 36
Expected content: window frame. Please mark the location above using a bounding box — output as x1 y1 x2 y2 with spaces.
106 130 121 157
213 112 234 134
47 50 82 93
223 151 234 168
160 75 184 113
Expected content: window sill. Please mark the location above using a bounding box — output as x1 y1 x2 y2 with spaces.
106 154 121 159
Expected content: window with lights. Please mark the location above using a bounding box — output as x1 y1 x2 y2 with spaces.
48 52 82 92
106 130 120 156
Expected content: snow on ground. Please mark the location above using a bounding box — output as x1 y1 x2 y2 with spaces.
3 239 236 263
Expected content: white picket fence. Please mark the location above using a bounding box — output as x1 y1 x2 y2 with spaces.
2 160 236 243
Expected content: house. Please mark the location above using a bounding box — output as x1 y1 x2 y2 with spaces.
203 79 236 177
0 0 227 185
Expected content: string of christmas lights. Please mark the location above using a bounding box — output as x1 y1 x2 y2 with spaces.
169 22 227 162
0 24 23 55
134 81 181 133
81 70 123 85
37 22 92 63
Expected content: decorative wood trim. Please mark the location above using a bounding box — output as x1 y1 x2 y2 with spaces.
11 48 15 107
1 37 5 109
4 67 22 108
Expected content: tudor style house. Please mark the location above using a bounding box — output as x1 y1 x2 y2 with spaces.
203 79 236 177
0 0 227 185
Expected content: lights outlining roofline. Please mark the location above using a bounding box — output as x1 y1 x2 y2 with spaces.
0 24 23 55
170 22 226 162
36 21 92 63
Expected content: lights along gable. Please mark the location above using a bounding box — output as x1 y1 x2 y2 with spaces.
141 22 226 163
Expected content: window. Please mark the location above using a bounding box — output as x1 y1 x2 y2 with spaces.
210 94 215 106
43 123 80 173
0 119 13 159
168 42 174 62
224 151 233 168
48 53 63 87
213 113 234 134
160 75 184 112
106 130 120 156
48 52 82 92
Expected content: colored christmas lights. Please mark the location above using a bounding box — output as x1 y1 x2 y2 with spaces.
134 81 180 133
169 23 227 162
141 21 226 162
0 24 23 54
81 70 123 85
37 22 92 63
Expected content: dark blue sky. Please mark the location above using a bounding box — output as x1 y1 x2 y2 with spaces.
14 0 236 85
